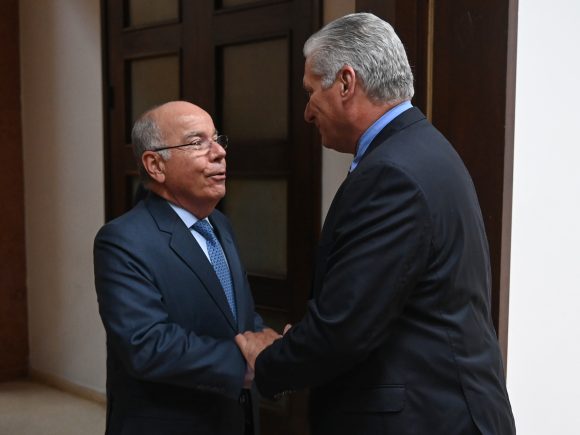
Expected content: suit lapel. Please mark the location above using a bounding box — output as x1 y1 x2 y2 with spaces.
146 194 238 331
315 107 427 299
322 108 426 242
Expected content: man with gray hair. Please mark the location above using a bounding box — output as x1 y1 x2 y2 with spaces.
236 13 515 434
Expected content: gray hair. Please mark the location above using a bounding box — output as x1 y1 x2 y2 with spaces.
131 109 170 182
303 12 414 103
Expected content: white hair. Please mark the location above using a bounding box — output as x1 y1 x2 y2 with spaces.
131 110 170 182
303 12 414 103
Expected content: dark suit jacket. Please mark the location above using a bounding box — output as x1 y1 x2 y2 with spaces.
94 193 262 435
255 108 516 435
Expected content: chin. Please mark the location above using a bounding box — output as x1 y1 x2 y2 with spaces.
213 187 226 200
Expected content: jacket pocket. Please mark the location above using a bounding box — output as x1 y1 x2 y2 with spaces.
340 385 406 414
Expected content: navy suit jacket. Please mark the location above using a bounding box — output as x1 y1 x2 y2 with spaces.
94 193 262 435
255 108 516 434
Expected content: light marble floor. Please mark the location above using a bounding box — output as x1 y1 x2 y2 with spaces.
0 380 105 435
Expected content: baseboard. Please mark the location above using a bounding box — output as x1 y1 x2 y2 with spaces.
28 368 106 405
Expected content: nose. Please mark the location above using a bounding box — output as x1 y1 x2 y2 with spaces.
209 140 226 160
304 101 314 123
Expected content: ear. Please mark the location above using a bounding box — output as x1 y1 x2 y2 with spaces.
338 65 356 99
142 151 166 183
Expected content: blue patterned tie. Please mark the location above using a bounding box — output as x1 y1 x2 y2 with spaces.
192 220 237 321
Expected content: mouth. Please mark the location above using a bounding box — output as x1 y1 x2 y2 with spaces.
207 170 226 181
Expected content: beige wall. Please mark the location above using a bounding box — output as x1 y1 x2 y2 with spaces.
20 0 106 393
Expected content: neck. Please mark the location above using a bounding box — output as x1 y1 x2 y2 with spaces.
350 98 403 146
148 184 216 219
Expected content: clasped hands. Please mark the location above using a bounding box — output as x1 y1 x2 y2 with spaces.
236 324 291 388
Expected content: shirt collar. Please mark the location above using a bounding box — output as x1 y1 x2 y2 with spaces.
168 201 204 228
349 100 413 172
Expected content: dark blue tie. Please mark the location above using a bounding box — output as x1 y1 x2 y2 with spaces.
192 220 237 321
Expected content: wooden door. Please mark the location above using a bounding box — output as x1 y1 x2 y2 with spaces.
102 1 321 433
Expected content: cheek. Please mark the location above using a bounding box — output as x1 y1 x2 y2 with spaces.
310 98 322 114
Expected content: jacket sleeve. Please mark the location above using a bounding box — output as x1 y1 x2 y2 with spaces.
94 223 246 400
255 163 432 398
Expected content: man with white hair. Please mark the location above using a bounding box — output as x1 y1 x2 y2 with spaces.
236 13 516 435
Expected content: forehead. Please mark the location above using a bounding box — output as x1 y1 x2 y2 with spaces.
177 112 214 133
159 107 215 139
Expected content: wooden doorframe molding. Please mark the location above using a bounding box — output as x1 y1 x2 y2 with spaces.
0 0 28 381
499 0 519 367
356 0 519 366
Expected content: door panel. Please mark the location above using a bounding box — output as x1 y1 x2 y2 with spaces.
223 178 288 277
127 0 179 27
128 54 180 126
221 38 289 143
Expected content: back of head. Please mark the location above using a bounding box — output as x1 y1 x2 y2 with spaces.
303 12 414 104
132 108 166 183
131 101 199 184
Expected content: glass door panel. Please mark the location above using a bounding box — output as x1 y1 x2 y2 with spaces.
223 178 288 277
129 55 180 130
221 38 289 143
127 0 179 27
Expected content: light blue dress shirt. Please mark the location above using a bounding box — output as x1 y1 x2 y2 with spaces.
168 202 214 261
349 100 413 172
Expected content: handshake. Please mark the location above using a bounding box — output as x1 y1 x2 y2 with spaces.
235 324 291 389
